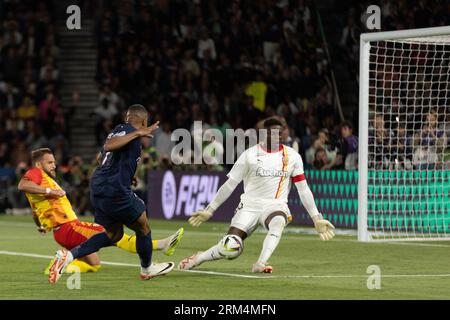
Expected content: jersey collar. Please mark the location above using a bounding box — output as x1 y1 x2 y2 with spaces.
259 143 283 153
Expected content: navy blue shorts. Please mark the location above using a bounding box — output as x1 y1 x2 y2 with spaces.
91 192 146 227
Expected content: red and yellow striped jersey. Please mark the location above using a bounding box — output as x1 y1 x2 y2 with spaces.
23 168 77 231
227 143 305 204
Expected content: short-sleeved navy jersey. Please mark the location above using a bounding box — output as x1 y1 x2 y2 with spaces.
90 123 141 198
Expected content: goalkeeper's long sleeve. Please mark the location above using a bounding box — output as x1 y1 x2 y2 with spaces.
294 180 321 222
206 177 240 214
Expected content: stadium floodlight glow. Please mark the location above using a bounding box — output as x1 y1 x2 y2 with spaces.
358 26 450 242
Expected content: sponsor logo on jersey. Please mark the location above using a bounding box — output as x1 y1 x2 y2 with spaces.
107 130 126 139
255 167 289 177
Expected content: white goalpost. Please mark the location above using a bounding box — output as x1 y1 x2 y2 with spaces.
358 26 450 242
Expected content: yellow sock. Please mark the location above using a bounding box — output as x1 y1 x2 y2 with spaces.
65 260 101 273
115 233 158 253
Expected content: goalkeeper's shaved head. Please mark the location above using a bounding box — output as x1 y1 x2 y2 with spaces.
126 104 149 128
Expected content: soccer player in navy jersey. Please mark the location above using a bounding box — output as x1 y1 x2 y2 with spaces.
49 104 174 283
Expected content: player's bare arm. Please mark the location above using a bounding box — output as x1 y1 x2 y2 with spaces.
104 121 160 152
18 178 66 197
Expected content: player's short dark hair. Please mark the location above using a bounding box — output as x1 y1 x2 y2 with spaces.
319 128 329 136
313 148 326 169
127 104 148 120
263 117 284 128
340 121 353 130
31 148 53 163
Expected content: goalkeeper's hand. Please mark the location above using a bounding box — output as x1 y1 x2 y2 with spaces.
188 208 213 227
314 219 335 241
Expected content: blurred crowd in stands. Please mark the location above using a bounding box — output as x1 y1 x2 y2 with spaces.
338 0 449 80
2 0 449 214
0 0 76 212
93 0 349 172
336 0 450 170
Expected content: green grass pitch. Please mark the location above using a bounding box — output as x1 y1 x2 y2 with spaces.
1 215 450 299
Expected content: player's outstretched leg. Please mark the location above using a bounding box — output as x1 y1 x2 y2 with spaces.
178 234 244 270
49 230 116 283
252 214 286 273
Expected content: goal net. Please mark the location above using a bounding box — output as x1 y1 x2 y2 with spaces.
358 26 450 241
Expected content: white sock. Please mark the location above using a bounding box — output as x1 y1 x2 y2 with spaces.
257 215 285 265
196 244 223 265
66 251 74 264
141 265 153 273
156 237 169 250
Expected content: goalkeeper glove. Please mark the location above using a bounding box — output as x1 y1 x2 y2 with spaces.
312 215 335 241
188 205 214 227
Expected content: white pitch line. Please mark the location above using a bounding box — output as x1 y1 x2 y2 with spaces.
2 250 450 280
0 251 54 259
179 269 266 279
5 219 450 248
0 250 264 278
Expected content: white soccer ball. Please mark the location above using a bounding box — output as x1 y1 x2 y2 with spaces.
218 235 243 260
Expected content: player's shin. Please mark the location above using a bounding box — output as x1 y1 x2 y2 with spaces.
179 235 242 270
257 215 285 266
136 232 153 269
70 232 113 259
197 234 243 263
115 234 161 253
195 244 223 264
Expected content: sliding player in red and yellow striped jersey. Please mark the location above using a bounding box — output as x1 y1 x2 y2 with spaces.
18 148 183 274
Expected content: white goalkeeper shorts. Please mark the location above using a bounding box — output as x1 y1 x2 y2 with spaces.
229 199 292 235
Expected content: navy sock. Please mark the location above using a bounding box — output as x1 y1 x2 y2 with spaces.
136 232 153 269
70 232 113 259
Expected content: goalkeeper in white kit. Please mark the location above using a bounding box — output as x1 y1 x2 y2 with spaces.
178 117 335 273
